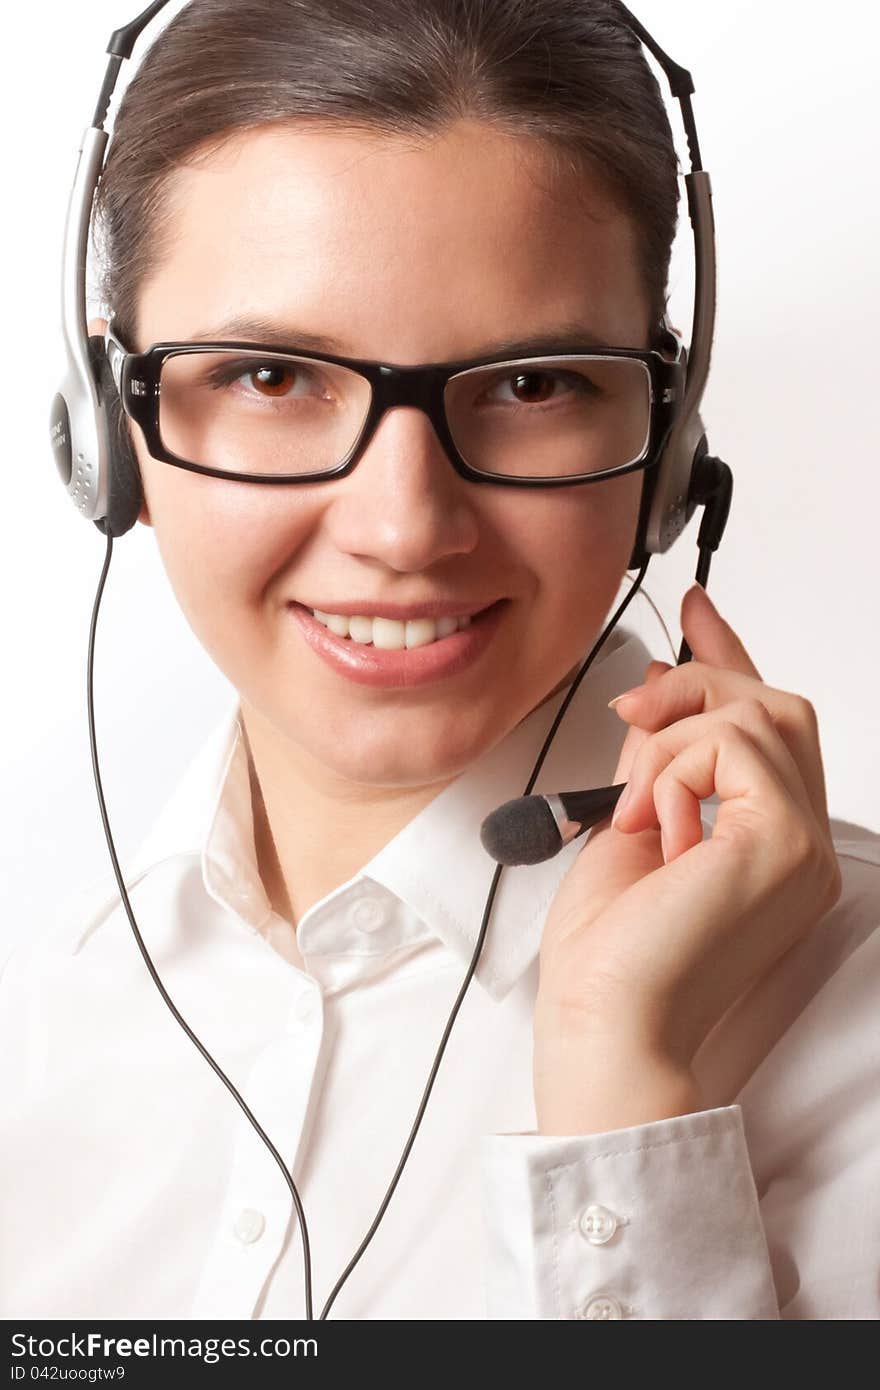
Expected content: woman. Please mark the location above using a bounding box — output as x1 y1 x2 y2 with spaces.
2 0 878 1321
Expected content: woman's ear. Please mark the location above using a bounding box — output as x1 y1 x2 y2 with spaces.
86 317 152 528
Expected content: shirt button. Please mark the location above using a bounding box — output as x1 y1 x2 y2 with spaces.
233 1208 265 1245
293 991 318 1022
578 1203 620 1245
347 895 388 933
577 1293 624 1320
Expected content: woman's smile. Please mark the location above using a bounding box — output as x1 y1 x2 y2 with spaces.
286 596 510 688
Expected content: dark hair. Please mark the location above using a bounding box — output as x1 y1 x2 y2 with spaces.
94 0 680 349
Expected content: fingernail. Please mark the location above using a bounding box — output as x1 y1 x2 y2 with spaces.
608 684 645 709
687 581 715 609
611 781 634 827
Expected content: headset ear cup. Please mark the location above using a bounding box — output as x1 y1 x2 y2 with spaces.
627 333 686 571
88 335 144 539
628 337 712 568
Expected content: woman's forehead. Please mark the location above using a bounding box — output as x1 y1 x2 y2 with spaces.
140 118 649 360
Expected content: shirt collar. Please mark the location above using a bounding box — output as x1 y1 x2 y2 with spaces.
67 624 657 1001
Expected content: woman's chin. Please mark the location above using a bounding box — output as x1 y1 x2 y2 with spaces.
315 746 480 791
301 715 503 790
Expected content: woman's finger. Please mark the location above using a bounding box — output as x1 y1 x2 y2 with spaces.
609 661 672 787
680 582 763 680
614 695 819 842
647 721 841 925
611 663 832 838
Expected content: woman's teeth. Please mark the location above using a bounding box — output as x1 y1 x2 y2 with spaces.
310 610 473 649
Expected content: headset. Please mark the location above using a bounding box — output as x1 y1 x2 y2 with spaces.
49 0 734 1320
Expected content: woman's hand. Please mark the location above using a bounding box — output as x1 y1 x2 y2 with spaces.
534 582 843 1136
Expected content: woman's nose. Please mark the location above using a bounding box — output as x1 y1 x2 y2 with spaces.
322 406 481 571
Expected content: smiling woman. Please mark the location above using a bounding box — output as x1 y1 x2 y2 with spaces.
95 116 654 872
3 0 879 1328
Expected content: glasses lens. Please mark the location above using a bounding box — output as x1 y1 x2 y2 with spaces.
158 350 372 475
445 356 652 479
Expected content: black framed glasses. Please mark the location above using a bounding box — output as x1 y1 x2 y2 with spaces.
105 320 686 489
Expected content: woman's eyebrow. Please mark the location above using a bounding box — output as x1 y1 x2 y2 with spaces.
187 315 612 358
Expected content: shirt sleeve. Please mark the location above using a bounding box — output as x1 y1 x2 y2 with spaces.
479 1104 780 1319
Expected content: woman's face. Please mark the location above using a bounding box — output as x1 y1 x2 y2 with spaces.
117 119 651 789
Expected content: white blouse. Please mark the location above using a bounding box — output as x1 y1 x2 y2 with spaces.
2 624 878 1320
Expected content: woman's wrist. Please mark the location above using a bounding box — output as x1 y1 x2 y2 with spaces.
533 1022 704 1137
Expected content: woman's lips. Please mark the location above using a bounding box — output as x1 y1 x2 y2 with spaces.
286 599 508 688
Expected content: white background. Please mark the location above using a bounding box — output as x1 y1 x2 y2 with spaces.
1 1 878 957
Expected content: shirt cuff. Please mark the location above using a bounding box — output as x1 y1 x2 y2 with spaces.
480 1104 780 1320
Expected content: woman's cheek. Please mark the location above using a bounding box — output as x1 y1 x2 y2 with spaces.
531 501 638 664
140 459 297 611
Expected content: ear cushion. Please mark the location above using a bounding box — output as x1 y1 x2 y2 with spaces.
88 335 144 539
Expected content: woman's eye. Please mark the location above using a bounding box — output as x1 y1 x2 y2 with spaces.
487 369 600 406
246 364 300 397
205 359 321 399
237 362 313 398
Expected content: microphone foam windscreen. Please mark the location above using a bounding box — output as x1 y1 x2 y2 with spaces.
479 796 560 866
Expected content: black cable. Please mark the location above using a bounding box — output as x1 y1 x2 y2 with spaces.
677 456 732 662
87 528 314 1320
677 546 712 664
